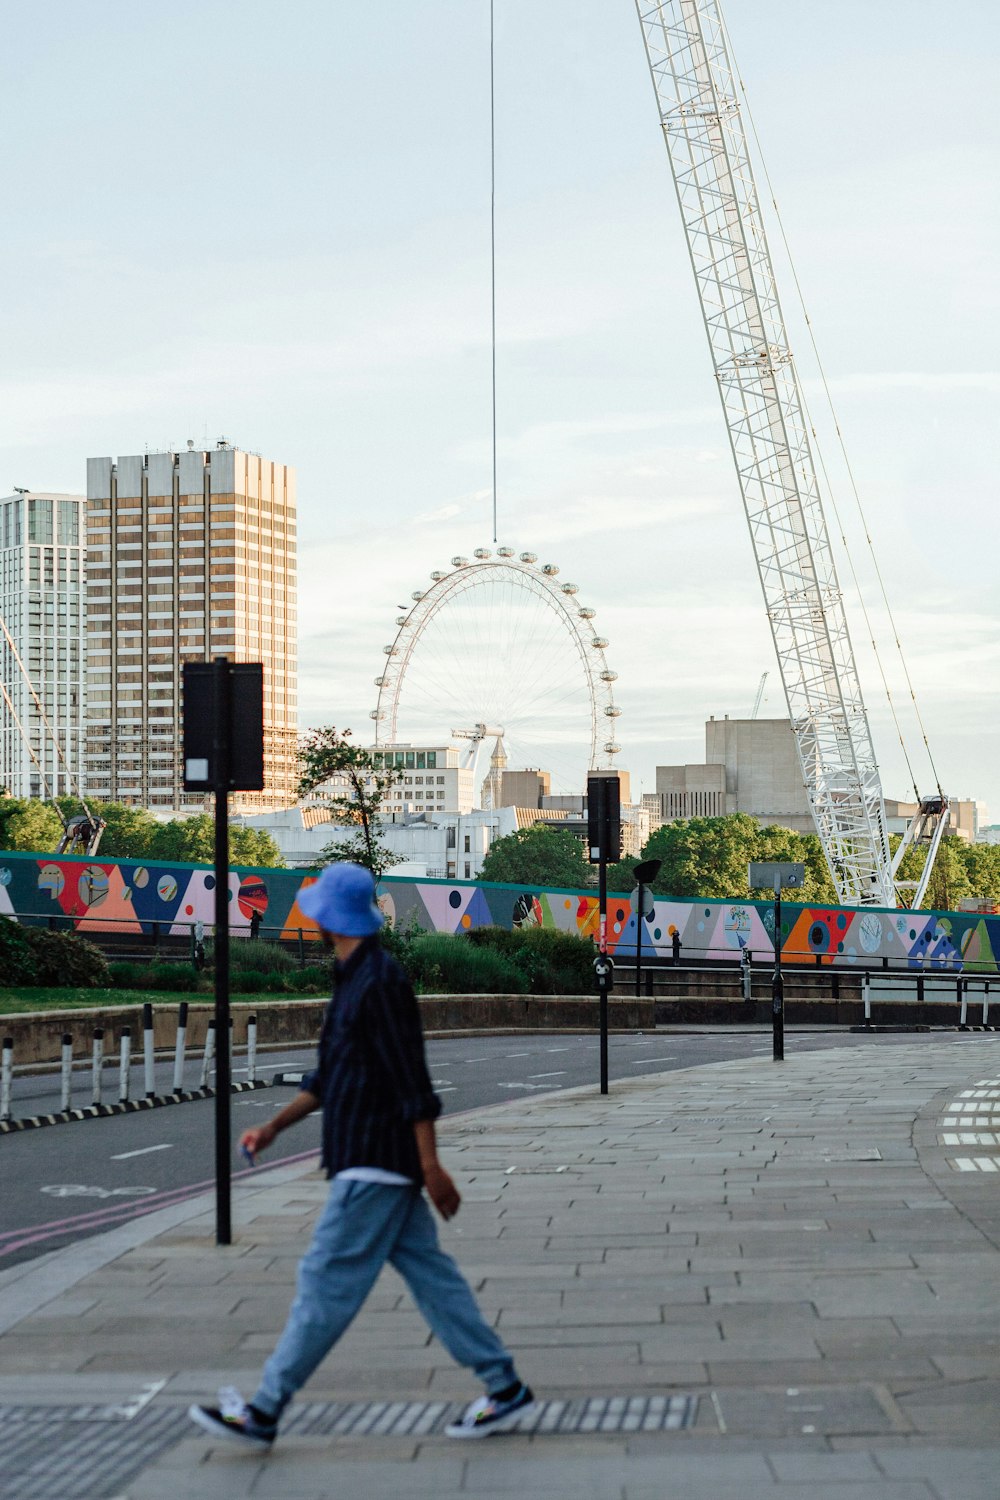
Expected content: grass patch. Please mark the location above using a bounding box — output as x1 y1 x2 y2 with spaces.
0 987 327 1015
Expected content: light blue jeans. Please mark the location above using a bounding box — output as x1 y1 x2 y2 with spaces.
252 1178 517 1420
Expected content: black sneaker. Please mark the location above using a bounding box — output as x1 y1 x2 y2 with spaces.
445 1383 537 1438
188 1386 277 1450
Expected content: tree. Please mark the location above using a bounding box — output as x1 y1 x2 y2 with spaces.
142 815 283 868
479 823 592 888
0 796 63 853
626 814 839 902
297 726 400 878
891 832 973 911
87 802 159 860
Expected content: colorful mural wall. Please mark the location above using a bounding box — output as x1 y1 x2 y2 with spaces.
0 850 996 973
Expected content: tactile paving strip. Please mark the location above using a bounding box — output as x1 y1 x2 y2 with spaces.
1 1394 698 1497
938 1079 1000 1171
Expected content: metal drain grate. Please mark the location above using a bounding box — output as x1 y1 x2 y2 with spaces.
281 1393 698 1438
1 1394 699 1497
2 1404 190 1500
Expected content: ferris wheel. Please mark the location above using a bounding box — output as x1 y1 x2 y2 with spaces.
370 548 621 794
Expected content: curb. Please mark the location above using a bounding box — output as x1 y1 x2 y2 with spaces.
0 1078 271 1134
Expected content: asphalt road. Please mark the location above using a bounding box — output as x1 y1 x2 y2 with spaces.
0 1028 985 1270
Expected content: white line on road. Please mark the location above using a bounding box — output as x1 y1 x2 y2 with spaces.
506 1052 530 1057
436 1087 457 1093
630 1058 676 1065
528 1071 567 1078
110 1144 174 1161
545 1047 570 1053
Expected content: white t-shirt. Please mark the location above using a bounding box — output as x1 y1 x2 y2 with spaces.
334 1166 413 1187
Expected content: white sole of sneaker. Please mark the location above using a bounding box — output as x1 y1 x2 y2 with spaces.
187 1403 275 1450
445 1400 539 1439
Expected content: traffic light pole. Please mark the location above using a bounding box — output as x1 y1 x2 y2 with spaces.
212 659 232 1246
598 845 609 1095
772 878 784 1063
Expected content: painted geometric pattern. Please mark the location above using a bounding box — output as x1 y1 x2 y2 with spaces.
0 850 996 972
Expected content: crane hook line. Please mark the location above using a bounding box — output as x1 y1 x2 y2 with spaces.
490 0 498 545
721 11 943 802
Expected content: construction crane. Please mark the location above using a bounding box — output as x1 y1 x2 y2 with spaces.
750 672 768 720
635 0 947 908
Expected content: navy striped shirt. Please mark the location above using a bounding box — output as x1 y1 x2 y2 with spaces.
300 937 441 1184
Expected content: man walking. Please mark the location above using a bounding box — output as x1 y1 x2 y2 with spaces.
189 862 535 1448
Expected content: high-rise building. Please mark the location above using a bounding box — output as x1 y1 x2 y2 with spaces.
84 443 297 811
0 491 86 799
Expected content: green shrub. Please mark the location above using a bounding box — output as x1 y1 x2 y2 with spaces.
407 933 527 994
0 916 37 986
467 924 594 994
147 962 199 993
22 928 110 988
107 961 151 990
209 938 296 975
287 967 329 995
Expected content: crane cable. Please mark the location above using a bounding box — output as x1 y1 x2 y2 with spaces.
720 15 944 804
490 0 498 544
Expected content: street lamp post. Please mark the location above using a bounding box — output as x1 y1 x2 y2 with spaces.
748 861 805 1064
632 857 662 999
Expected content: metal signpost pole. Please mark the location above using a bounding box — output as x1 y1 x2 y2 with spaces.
212 659 233 1246
634 879 644 1000
772 877 784 1062
598 801 609 1095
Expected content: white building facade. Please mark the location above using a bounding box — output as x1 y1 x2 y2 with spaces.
0 491 86 798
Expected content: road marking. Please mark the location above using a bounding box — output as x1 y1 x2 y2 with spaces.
110 1144 173 1161
528 1071 567 1078
545 1047 570 1053
506 1051 530 1057
497 1082 551 1091
630 1057 676 1065
462 1057 491 1064
436 1087 457 1093
41 1185 158 1199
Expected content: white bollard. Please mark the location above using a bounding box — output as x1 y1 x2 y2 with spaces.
246 1014 257 1086
118 1028 132 1104
60 1033 74 1112
1 1037 12 1124
984 981 991 1028
142 1002 155 1099
172 1002 189 1094
91 1028 104 1108
960 979 969 1028
199 1018 216 1090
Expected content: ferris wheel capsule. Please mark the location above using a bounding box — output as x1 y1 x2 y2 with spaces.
604 741 621 755
541 563 559 576
497 546 514 557
578 607 596 620
374 675 388 687
451 556 469 568
396 615 408 626
370 709 385 720
561 582 579 594
519 552 537 564
591 636 609 649
430 570 446 581
473 547 492 559
600 669 618 682
411 590 425 601
604 705 621 717
383 644 398 655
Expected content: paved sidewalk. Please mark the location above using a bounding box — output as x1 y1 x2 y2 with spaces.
2 1037 999 1499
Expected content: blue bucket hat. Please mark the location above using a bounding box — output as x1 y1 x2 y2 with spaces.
297 862 385 937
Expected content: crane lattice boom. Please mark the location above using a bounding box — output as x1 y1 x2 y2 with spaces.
636 0 895 906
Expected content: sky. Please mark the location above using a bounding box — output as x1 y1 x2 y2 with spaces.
2 1 997 814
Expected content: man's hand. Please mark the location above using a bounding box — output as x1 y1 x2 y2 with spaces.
240 1121 278 1157
423 1162 461 1220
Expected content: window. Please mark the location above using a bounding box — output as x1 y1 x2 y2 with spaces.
427 752 437 769
28 498 53 543
463 835 471 853
416 752 426 769
437 776 445 785
464 862 471 878
405 752 415 768
57 501 79 545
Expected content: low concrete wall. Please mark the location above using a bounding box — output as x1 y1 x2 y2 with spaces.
2 995 655 1067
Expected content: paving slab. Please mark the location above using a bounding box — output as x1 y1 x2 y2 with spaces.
3 1038 1000 1498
